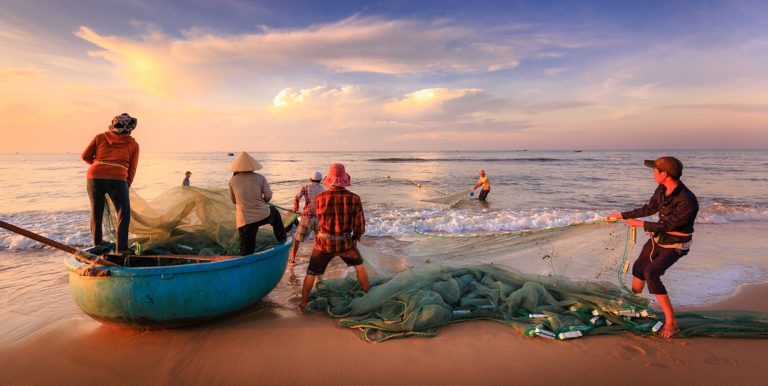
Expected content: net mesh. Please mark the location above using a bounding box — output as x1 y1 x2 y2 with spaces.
420 189 473 207
106 186 296 255
307 264 768 342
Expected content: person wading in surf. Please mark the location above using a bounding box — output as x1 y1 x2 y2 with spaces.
472 169 491 201
608 156 698 339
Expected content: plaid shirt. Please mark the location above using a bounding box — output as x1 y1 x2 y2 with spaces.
293 182 325 218
313 186 366 253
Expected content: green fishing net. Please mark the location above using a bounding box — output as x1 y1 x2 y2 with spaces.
307 264 768 342
106 186 296 255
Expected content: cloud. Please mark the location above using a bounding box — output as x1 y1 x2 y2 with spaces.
659 104 768 113
0 66 44 81
73 16 586 99
520 101 593 114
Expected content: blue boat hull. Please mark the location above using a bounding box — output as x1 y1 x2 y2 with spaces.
64 240 291 328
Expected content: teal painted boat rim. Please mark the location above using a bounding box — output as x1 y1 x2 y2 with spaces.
65 238 292 277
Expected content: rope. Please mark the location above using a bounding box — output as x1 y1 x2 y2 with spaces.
269 204 299 214
617 226 636 293
413 219 608 239
409 179 452 196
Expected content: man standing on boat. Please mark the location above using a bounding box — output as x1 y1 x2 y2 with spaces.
299 163 370 311
228 152 287 255
81 113 139 255
289 171 325 263
608 156 698 339
472 169 491 201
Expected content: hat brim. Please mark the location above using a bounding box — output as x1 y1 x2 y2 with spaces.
322 173 351 187
643 160 656 168
228 152 263 172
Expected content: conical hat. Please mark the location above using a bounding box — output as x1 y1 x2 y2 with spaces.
228 151 263 172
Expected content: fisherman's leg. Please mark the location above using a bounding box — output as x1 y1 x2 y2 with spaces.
354 265 370 292
108 180 131 252
289 239 300 263
290 217 310 263
299 274 316 311
479 189 490 201
340 245 369 292
238 222 258 255
631 239 656 294
302 250 332 310
644 247 686 338
87 179 106 247
268 206 287 243
654 293 678 339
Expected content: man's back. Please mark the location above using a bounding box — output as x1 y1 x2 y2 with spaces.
314 186 365 253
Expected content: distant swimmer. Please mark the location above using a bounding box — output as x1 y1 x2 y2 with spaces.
472 169 491 201
182 171 192 186
607 156 698 339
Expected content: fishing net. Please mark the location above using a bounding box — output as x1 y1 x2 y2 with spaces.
307 220 768 342
307 264 768 342
105 186 297 255
421 189 473 207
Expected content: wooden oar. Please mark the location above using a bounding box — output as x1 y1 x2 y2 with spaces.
0 220 119 267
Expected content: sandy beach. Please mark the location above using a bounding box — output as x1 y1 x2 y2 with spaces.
1 252 767 386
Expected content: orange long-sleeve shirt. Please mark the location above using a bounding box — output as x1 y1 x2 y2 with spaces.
81 131 140 186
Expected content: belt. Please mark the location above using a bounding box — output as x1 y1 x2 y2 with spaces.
95 160 129 169
317 232 353 241
653 235 693 250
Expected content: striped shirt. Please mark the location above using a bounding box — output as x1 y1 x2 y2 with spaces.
293 182 325 218
312 186 366 253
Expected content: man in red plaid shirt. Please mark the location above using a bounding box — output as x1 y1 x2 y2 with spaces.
299 163 370 310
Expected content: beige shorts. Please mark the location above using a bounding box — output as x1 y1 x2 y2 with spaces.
294 216 318 242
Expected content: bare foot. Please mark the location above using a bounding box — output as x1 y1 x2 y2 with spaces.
659 324 680 339
288 256 295 264
298 302 307 313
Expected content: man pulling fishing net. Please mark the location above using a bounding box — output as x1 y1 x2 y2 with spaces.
608 156 698 339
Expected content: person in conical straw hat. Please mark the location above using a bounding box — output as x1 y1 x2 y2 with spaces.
228 152 287 255
299 163 370 311
289 170 325 263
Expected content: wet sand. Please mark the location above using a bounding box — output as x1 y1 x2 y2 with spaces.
2 221 767 385
1 280 767 385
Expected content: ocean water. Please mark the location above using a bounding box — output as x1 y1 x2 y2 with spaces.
1 150 767 343
2 150 767 248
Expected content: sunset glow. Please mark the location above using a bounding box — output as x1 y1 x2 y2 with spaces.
1 1 766 152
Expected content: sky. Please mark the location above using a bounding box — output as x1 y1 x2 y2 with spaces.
1 0 767 152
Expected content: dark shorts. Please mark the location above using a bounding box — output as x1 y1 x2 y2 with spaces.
632 239 689 295
307 245 363 276
478 189 490 201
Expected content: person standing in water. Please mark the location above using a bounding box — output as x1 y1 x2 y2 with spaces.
608 156 698 339
289 170 325 263
472 169 491 201
81 113 140 255
182 171 192 186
